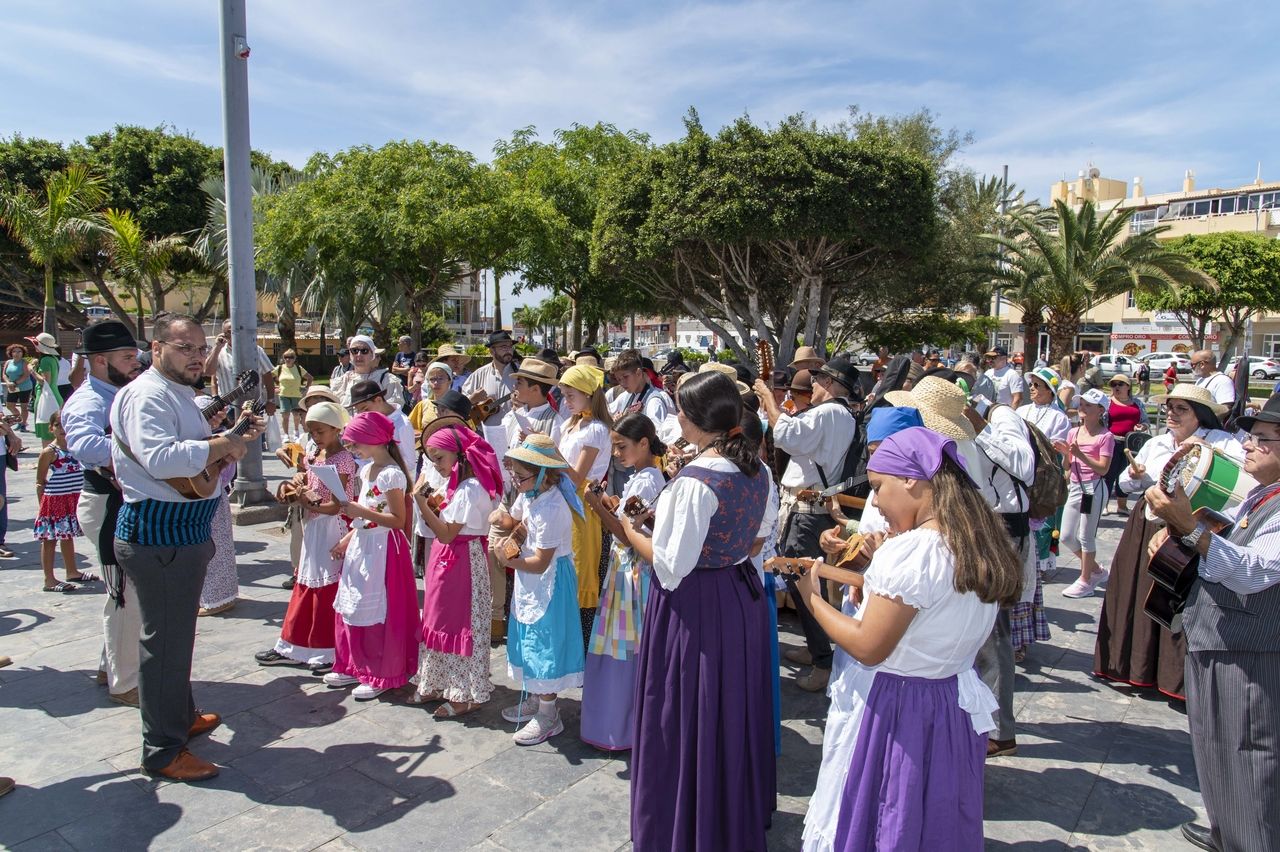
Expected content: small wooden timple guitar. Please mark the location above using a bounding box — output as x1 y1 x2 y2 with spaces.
623 494 656 532
756 339 774 382
468 391 513 427
168 401 265 500
764 556 865 589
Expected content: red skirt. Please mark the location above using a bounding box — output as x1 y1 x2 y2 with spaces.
281 581 339 650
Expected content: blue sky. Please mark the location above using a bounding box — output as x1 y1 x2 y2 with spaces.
4 0 1278 311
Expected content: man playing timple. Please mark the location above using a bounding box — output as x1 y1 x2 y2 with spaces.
462 330 517 426
983 345 1026 408
1190 349 1236 406
1146 394 1280 852
330 334 405 412
61 321 144 706
111 315 264 782
204 319 277 415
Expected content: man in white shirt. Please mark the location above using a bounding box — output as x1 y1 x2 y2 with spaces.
462 330 517 426
111 315 262 783
330 334 405 412
203 319 277 415
983 345 1025 408
755 356 860 691
1191 349 1236 406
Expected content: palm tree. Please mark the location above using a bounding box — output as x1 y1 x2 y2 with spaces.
988 199 1210 363
102 209 194 339
0 164 108 333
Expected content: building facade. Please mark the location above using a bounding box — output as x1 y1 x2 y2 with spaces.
994 168 1280 359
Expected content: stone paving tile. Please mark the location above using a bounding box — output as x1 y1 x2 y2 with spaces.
12 832 79 852
0 452 1206 848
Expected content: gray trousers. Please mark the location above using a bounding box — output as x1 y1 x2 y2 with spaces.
1186 650 1280 852
116 540 213 771
975 608 1016 741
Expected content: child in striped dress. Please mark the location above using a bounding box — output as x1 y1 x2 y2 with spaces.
35 410 94 592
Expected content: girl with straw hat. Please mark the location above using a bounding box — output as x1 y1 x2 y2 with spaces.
256 402 357 671
494 434 587 745
555 364 615 650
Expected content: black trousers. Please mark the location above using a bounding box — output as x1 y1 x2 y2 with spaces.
117 540 213 770
781 510 833 670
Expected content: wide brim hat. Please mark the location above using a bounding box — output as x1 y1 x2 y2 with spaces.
513 358 559 385
435 343 463 359
25 332 59 356
789 369 813 394
505 433 569 469
1107 372 1132 386
419 414 469 450
819 357 860 393
910 376 976 441
486 330 514 347
299 387 340 409
884 390 915 407
1152 384 1229 416
77 321 137 355
699 361 737 378
789 345 826 370
1237 395 1280 432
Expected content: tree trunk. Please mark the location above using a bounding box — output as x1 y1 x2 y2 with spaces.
815 282 835 356
492 271 503 331
42 263 57 334
801 275 822 346
275 279 298 353
777 284 807 365
1044 310 1080 364
1022 315 1042 366
570 297 582 351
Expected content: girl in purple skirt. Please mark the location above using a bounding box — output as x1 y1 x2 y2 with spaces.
622 372 772 852
797 427 1023 852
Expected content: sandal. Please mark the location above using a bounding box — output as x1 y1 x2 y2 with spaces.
407 690 444 705
66 572 100 584
433 701 481 718
43 581 77 593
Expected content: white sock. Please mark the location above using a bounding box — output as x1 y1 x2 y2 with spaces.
538 698 557 717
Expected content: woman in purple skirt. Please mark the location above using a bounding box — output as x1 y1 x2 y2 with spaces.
622 372 772 852
797 428 1023 851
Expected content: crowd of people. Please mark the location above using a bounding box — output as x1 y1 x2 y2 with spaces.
3 318 1278 852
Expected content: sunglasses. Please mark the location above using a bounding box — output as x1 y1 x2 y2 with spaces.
348 347 372 355
1109 382 1125 388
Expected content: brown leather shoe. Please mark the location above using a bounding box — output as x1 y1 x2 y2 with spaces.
986 738 1018 758
490 618 506 644
109 687 139 707
0 777 14 797
784 646 813 665
145 749 219 782
188 712 222 738
795 666 831 693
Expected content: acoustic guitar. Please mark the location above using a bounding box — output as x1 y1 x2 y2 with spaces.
1143 506 1230 632
202 370 260 420
167 402 266 500
764 556 865 589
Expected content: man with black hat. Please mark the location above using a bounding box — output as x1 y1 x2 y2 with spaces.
983 345 1025 409
462 330 517 427
753 356 860 692
1146 393 1280 852
62 321 145 706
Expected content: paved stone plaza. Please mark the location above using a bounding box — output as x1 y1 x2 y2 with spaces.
0 453 1204 850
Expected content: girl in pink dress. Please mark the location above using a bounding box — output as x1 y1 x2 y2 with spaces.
411 420 503 717
324 412 420 701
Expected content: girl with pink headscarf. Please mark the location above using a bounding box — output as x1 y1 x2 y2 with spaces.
411 422 503 717
323 411 420 701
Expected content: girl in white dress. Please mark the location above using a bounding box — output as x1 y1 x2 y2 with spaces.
798 427 1023 851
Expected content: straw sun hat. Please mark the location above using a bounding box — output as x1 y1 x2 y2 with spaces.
504 433 570 469
1152 383 1229 416
909 376 976 441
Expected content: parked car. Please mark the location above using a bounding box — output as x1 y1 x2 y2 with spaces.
84 305 112 321
854 351 878 366
1092 353 1139 379
1229 355 1280 379
1137 352 1192 376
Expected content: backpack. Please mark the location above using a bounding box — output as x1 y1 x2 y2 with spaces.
812 400 867 499
984 404 1067 521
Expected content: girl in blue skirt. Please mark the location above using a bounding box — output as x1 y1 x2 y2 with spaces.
798 427 1023 852
496 434 586 746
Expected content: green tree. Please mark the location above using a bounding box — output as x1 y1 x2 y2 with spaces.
1137 232 1280 365
101 208 193 337
987 199 1210 363
0 164 108 332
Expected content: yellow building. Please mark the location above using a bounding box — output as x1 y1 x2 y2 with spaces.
994 168 1280 359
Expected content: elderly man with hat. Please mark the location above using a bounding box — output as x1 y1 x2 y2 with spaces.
1146 393 1280 852
753 356 861 691
983 345 1025 409
61 321 146 705
329 334 405 412
462 330 518 427
329 347 353 383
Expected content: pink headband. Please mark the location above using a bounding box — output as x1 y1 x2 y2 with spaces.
343 411 394 445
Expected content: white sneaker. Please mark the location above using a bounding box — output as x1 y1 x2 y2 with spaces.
513 711 564 746
1062 578 1096 598
501 696 540 723
323 672 359 688
1092 570 1110 588
352 683 385 701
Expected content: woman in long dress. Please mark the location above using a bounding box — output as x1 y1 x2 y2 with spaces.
1092 385 1243 699
622 372 772 852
